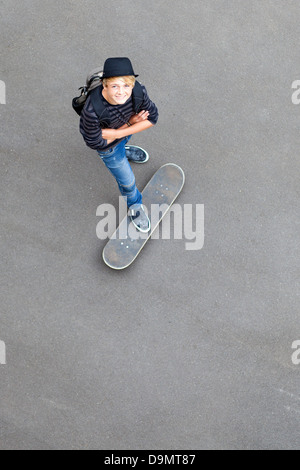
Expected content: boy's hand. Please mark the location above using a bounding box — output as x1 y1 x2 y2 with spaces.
102 129 119 141
129 110 150 125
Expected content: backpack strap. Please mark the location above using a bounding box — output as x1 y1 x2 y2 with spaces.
132 81 144 114
89 85 111 128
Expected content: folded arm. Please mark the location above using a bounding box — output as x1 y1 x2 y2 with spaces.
102 110 154 144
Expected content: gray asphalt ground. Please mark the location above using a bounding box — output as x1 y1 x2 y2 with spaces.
1 0 299 450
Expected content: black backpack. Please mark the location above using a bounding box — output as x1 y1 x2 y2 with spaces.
72 76 144 128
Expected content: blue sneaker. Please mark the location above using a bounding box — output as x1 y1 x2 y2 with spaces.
129 205 151 233
125 145 149 164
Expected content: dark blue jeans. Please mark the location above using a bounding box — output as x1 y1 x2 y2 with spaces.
97 136 142 209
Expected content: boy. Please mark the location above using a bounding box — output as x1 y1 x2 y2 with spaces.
80 57 159 233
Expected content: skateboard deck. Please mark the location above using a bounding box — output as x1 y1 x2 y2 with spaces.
102 163 185 270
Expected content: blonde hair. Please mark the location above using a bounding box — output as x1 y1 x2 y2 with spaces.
102 75 136 88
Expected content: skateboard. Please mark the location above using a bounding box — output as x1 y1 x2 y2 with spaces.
102 163 185 270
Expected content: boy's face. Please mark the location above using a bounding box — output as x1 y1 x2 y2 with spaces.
103 78 133 105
